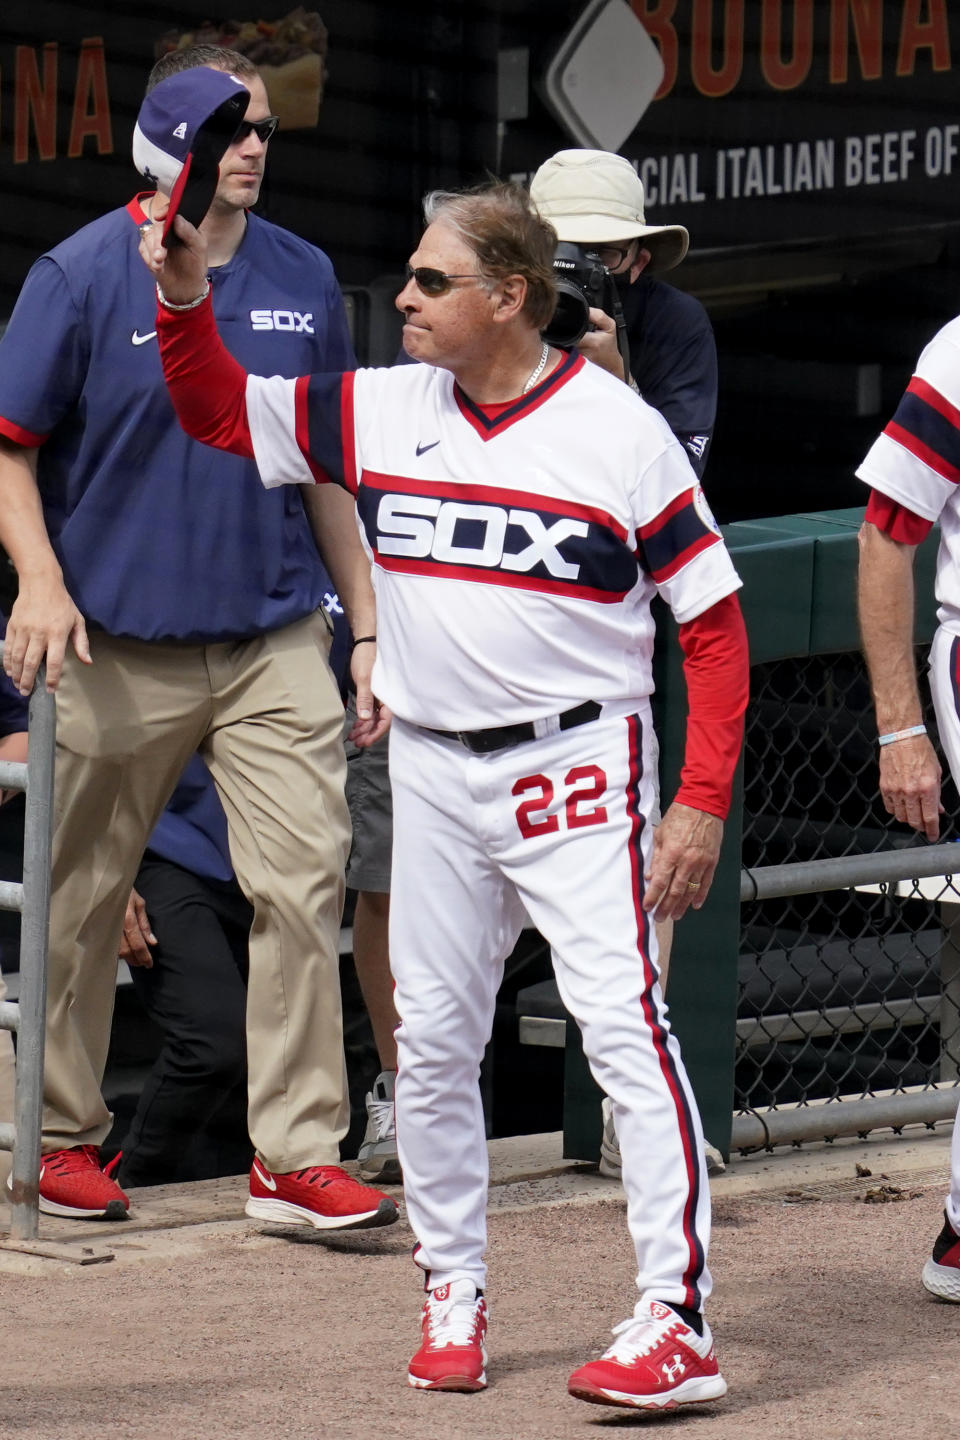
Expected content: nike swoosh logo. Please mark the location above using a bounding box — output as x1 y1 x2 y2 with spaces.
416 440 440 456
131 330 157 346
252 1161 277 1191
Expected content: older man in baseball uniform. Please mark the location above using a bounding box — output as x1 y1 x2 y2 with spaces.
140 178 749 1409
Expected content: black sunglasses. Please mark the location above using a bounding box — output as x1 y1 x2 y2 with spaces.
404 264 484 297
234 115 280 144
593 242 637 271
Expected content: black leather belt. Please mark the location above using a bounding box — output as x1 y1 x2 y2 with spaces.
428 700 602 754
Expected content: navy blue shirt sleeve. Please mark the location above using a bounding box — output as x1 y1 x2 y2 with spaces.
0 258 88 442
622 277 717 478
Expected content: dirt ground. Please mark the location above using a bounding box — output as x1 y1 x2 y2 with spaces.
0 1132 957 1440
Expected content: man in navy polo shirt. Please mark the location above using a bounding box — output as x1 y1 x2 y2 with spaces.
0 46 395 1228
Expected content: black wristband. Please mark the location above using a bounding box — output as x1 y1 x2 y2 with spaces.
351 635 377 649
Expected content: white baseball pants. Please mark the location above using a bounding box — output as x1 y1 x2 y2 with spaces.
927 626 960 1232
388 707 712 1313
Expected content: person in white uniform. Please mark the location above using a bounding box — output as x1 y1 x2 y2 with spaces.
858 316 960 1303
139 178 750 1409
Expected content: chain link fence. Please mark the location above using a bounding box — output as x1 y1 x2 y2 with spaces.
736 647 960 1140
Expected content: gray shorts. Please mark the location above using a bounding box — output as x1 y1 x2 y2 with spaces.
343 696 393 893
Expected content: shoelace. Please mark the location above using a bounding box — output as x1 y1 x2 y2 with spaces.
368 1096 396 1142
425 1293 482 1349
605 1313 684 1364
47 1145 102 1175
288 1165 344 1188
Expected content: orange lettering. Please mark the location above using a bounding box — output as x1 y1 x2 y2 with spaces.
68 38 113 157
897 0 950 76
691 0 744 99
14 43 57 164
829 0 884 83
631 1 679 99
761 0 813 90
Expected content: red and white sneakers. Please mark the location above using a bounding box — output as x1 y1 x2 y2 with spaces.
922 1211 960 1302
568 1299 727 1411
408 1279 488 1392
35 1145 130 1219
245 1159 399 1230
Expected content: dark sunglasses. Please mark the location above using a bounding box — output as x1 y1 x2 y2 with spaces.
234 115 280 144
404 264 484 297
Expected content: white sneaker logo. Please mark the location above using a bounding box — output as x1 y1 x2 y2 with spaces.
252 1162 277 1191
131 330 157 347
662 1354 687 1383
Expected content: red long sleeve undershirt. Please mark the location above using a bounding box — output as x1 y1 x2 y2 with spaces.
157 292 254 456
672 592 750 820
864 488 932 544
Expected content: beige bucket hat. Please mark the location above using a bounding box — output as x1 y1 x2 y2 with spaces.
530 148 689 273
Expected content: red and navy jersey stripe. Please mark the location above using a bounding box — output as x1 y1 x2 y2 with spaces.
356 471 639 601
453 350 583 441
297 371 354 490
636 488 719 584
884 377 960 485
625 714 706 1311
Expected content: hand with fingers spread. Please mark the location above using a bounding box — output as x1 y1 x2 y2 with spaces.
643 800 723 923
878 731 943 841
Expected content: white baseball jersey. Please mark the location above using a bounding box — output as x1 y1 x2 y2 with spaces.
857 315 960 634
244 352 742 730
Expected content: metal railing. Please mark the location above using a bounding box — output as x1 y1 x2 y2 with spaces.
736 649 960 1149
0 640 55 1240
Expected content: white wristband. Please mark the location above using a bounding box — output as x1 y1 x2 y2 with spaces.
877 724 927 747
156 279 210 312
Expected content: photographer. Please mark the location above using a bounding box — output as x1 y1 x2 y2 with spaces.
531 148 716 478
532 148 724 1181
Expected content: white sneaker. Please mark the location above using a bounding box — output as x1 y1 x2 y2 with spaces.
598 1096 725 1178
357 1070 401 1183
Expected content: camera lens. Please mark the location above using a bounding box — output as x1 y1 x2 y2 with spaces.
541 280 590 347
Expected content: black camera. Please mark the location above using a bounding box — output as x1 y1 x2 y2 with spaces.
541 242 622 348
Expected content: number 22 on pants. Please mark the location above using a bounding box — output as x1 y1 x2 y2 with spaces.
511 767 608 840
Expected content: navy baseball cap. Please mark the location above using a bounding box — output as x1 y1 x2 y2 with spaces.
132 68 250 244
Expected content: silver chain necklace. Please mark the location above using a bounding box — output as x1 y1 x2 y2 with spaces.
522 342 550 394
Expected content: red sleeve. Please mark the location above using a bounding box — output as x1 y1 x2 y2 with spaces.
864 488 932 544
156 294 255 457
673 592 749 820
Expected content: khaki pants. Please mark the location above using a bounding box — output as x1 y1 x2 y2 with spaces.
43 613 351 1172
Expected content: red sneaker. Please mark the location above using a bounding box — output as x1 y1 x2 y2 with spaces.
408 1279 488 1392
568 1299 727 1411
922 1211 960 1302
36 1145 130 1219
245 1160 398 1231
